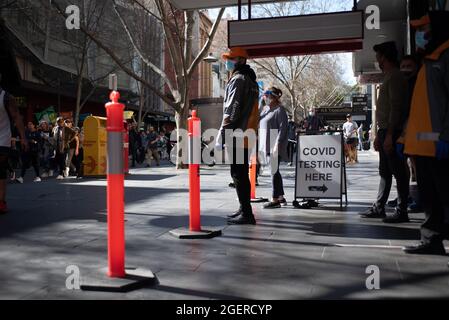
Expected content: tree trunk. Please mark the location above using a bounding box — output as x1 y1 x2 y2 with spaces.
138 91 144 129
137 76 145 129
74 75 83 126
175 105 190 170
289 93 296 122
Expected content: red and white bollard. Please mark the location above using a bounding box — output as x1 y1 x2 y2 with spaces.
189 111 201 232
169 110 222 239
80 88 155 292
105 91 126 278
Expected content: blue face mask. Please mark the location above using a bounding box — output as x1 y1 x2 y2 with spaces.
225 60 236 72
415 31 429 50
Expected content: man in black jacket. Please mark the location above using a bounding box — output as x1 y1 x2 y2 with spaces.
128 122 140 167
217 47 260 225
287 115 297 166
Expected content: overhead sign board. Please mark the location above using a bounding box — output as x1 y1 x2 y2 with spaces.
352 95 368 109
169 0 288 10
358 73 384 84
228 11 364 58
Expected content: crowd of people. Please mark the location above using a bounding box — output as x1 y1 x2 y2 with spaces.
128 124 172 168
8 117 83 182
4 111 172 188
358 12 449 260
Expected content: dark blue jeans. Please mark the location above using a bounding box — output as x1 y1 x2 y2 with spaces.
375 130 409 212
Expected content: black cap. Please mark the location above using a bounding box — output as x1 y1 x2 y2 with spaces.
346 113 352 118
373 41 398 63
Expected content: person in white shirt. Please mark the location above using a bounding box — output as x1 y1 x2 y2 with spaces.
343 114 359 163
357 123 364 151
0 73 27 214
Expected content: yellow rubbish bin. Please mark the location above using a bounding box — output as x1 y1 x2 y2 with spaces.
83 116 107 177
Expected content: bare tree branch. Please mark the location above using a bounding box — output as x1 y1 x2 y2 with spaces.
111 0 176 95
40 0 178 110
187 7 225 76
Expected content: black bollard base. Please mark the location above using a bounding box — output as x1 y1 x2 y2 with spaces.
169 227 222 239
251 197 269 203
80 267 157 293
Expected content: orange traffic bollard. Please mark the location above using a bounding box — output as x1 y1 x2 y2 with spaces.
169 110 222 239
250 155 257 200
249 154 268 203
105 91 126 278
189 111 201 232
80 82 155 292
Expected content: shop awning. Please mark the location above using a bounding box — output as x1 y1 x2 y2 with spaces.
229 10 364 58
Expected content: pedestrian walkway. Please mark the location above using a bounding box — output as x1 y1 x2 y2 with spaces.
0 152 448 299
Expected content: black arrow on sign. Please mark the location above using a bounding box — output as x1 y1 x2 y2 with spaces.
309 184 328 193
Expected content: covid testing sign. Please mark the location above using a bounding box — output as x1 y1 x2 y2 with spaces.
296 135 344 199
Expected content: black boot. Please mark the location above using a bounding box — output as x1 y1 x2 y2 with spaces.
359 205 386 218
383 208 409 223
403 241 446 255
263 201 281 209
227 209 243 219
227 214 256 225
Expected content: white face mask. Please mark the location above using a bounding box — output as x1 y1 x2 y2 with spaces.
265 97 273 106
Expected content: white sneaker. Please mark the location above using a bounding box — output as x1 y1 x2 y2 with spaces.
64 168 70 177
41 172 49 178
49 170 54 177
56 175 64 180
10 171 16 181
33 177 41 182
16 177 24 184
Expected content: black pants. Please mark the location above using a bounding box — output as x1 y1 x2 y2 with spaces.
0 147 9 180
415 156 449 244
73 148 84 177
130 144 137 167
287 141 296 163
375 130 409 211
55 151 67 175
20 152 40 178
230 147 252 216
268 155 284 198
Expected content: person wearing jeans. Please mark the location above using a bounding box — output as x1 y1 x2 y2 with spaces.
373 129 410 213
52 117 75 180
146 127 160 167
258 87 289 209
16 122 41 183
287 115 297 165
64 119 78 176
360 40 410 223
